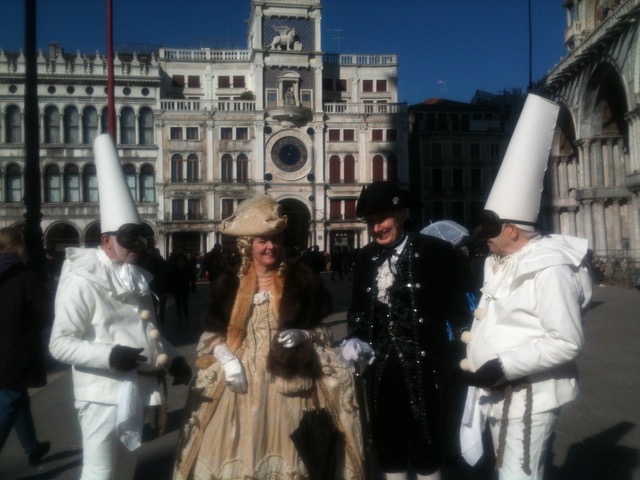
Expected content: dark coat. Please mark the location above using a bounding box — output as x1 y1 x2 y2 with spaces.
204 260 332 380
0 254 51 389
348 232 470 446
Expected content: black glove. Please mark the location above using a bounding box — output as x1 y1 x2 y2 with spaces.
109 345 147 372
168 356 192 385
461 358 505 388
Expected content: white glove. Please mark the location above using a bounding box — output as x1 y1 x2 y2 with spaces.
277 329 312 348
213 344 247 393
339 338 376 372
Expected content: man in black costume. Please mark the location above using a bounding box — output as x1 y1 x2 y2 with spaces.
344 181 469 480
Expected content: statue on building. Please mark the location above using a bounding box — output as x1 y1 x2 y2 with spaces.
284 86 295 106
266 26 297 51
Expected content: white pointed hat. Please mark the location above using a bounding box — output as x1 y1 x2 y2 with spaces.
484 94 559 231
93 134 140 233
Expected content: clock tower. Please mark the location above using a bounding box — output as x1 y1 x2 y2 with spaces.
248 0 325 248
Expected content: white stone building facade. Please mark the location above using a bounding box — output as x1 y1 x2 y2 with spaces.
0 0 406 261
543 0 640 283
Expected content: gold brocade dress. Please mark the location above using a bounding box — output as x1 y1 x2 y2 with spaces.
174 292 364 480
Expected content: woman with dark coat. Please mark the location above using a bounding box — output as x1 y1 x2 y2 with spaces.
0 227 51 465
174 195 364 480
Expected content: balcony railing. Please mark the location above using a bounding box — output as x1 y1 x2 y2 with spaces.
159 100 256 112
323 102 407 114
159 48 250 62
323 54 397 66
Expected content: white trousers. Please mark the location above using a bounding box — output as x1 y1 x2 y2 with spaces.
76 401 137 480
489 409 559 480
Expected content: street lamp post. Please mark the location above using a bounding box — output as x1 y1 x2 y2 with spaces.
23 0 45 272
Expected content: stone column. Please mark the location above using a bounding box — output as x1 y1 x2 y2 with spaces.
559 157 569 198
569 156 578 191
625 111 640 174
577 138 591 188
592 139 604 188
613 137 624 187
630 191 640 261
594 199 607 255
601 138 612 187
550 157 561 198
568 206 577 237
134 112 140 146
582 200 594 250
611 199 623 252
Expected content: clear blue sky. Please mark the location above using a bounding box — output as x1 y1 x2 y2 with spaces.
0 0 568 105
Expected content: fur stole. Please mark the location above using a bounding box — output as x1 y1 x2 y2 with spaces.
203 260 332 380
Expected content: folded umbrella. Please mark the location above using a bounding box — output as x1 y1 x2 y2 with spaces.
290 407 343 480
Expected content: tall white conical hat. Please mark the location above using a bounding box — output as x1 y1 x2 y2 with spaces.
94 134 140 233
484 94 559 230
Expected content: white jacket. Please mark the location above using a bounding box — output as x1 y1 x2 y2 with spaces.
49 247 179 406
467 234 593 418
460 235 592 465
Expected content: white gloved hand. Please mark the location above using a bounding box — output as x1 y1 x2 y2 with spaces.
277 329 312 348
213 344 247 393
339 338 376 372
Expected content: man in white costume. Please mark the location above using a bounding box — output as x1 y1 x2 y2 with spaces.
459 94 593 479
49 134 192 479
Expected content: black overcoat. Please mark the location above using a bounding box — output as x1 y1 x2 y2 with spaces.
0 256 51 389
347 232 470 447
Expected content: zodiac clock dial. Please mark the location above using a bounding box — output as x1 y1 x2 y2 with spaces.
271 136 308 172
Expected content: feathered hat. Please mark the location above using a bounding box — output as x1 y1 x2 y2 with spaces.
218 194 287 237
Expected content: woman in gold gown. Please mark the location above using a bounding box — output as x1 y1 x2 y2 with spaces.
174 194 364 480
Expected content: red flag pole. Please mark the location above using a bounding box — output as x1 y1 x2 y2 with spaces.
106 0 116 139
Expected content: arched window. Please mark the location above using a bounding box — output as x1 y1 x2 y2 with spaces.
186 154 199 182
5 164 22 203
5 105 21 143
82 107 98 145
123 164 136 200
171 154 183 182
329 155 341 183
45 165 61 202
100 108 109 134
120 107 135 144
344 155 355 183
221 154 233 183
44 106 61 144
83 164 98 202
140 165 155 203
372 155 384 182
138 107 153 145
387 155 398 182
63 106 80 144
64 165 80 202
236 154 248 182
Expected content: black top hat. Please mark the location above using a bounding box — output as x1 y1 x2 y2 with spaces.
356 181 422 218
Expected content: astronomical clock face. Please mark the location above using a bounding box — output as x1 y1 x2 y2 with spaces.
271 136 308 173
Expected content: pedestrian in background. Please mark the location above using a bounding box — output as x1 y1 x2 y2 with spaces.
331 249 344 281
169 252 196 324
204 243 227 283
0 227 52 466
